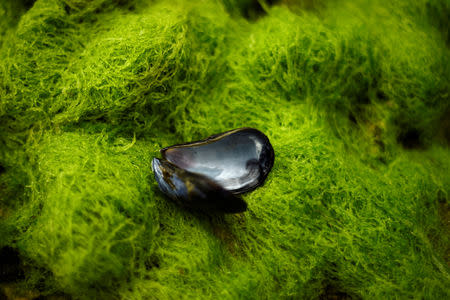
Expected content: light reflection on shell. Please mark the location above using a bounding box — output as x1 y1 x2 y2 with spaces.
152 128 274 213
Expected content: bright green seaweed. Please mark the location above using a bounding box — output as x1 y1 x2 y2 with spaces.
0 0 449 299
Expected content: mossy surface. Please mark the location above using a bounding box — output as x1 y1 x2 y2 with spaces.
0 0 449 299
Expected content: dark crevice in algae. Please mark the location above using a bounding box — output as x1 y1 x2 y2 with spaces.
397 128 424 149
0 247 24 283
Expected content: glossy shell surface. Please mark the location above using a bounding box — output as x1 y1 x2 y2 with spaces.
152 158 247 213
161 128 274 194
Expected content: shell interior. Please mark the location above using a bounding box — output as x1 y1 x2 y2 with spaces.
161 128 274 194
152 158 247 213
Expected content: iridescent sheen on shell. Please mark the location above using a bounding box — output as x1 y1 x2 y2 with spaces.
152 128 275 213
161 128 274 194
152 158 247 213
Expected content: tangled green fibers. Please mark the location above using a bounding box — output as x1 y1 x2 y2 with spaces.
0 0 449 299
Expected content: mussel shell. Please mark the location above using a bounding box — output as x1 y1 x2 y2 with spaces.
152 158 247 213
161 128 274 194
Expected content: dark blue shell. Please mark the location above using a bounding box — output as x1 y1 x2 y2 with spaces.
152 158 247 213
152 128 274 213
161 128 274 194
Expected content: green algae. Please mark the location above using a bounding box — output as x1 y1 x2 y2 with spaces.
0 0 449 299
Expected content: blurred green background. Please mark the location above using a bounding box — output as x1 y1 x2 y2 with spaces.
0 0 449 299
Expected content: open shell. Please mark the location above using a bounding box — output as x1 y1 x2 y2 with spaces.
152 128 274 213
161 128 274 194
152 158 247 213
